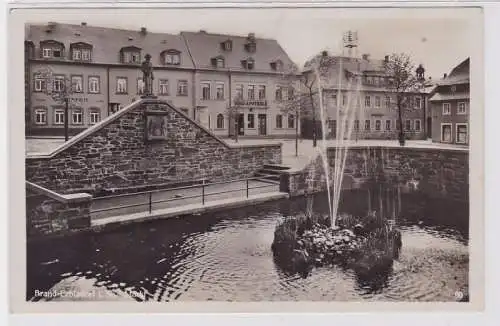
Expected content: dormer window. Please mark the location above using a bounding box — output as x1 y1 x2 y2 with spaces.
220 40 233 51
242 58 255 70
270 60 283 71
161 49 181 65
70 42 93 61
211 56 225 68
39 40 65 59
119 46 142 64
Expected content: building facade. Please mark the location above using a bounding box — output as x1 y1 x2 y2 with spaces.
429 58 470 145
300 54 430 141
25 23 299 138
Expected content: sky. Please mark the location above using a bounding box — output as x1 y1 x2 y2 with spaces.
19 7 481 79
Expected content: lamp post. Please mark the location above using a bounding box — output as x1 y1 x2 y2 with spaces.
64 97 69 141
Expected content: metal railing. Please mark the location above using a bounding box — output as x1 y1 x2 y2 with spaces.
90 175 281 216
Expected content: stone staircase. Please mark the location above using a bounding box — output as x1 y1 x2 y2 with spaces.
254 164 291 184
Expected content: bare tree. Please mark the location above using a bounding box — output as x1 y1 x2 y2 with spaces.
225 95 245 143
277 52 336 150
383 53 423 146
34 67 77 141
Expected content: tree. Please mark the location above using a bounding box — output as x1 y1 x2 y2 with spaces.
277 52 336 149
383 53 425 146
34 67 77 141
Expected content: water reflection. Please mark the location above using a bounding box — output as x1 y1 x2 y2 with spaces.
27 191 468 302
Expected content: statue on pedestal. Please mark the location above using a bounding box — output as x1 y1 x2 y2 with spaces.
141 54 156 98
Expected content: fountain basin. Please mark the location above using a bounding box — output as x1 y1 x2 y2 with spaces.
272 213 402 277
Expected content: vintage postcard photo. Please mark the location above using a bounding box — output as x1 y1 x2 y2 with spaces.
8 4 484 313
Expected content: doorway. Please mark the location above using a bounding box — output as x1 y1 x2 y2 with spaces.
427 117 432 138
258 114 267 136
237 114 245 136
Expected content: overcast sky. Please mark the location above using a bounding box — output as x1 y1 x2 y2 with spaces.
20 7 481 79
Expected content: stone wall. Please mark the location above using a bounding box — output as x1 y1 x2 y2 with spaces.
281 146 469 203
26 187 91 238
26 99 282 194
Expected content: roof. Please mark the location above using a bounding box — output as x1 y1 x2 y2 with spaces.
429 92 469 102
26 23 195 69
436 58 470 86
181 31 296 73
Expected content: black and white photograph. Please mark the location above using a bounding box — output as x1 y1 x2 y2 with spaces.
7 4 485 313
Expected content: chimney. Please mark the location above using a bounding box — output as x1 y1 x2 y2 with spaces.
140 27 147 35
45 22 57 33
199 30 207 33
362 54 370 60
81 22 87 26
384 55 389 62
443 73 447 79
248 32 255 40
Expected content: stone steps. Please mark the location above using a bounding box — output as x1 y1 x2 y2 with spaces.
254 164 291 183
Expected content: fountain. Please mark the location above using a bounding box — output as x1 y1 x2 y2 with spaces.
272 49 403 278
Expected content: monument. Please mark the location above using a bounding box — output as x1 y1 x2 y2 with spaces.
141 53 156 98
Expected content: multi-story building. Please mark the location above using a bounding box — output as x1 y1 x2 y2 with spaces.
301 53 429 141
25 22 195 136
429 58 470 145
24 22 299 138
180 31 298 138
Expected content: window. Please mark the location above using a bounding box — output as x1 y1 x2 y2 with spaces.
276 114 283 128
354 120 360 131
375 120 381 131
53 76 65 92
405 119 412 131
216 113 224 129
221 40 232 51
159 79 169 95
71 76 83 93
244 58 255 70
42 48 52 58
288 114 295 129
165 53 180 65
365 96 371 107
441 124 452 143
215 57 225 68
385 96 391 108
442 103 451 115
89 109 101 125
396 120 401 130
137 78 145 95
54 109 65 125
342 94 347 106
457 102 467 114
216 82 225 100
332 94 337 105
129 52 141 64
248 114 255 128
71 109 83 125
53 49 62 58
235 84 244 100
409 96 415 108
82 49 91 61
415 96 422 109
364 120 371 130
288 87 294 100
177 80 188 96
414 119 421 132
247 85 255 100
456 123 468 144
116 77 128 94
385 119 391 131
72 49 81 60
201 82 211 100
88 76 100 93
34 108 47 125
275 86 283 101
34 75 45 92
375 96 381 108
258 85 266 100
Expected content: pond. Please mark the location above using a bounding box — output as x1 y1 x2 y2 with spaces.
27 190 469 302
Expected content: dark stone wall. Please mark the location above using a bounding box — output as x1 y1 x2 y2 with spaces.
282 146 469 203
26 189 91 238
26 100 282 194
